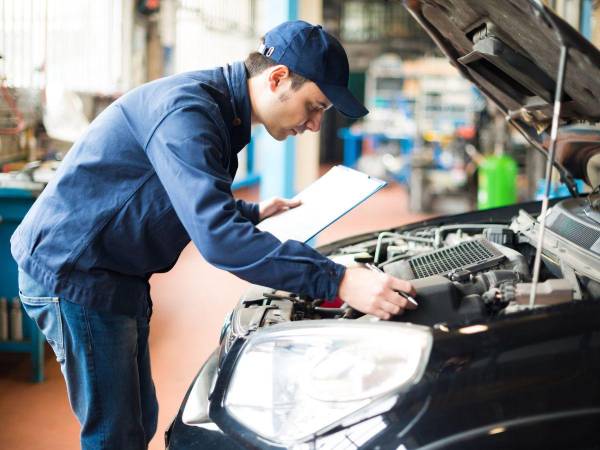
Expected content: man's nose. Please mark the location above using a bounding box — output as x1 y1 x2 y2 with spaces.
306 111 323 132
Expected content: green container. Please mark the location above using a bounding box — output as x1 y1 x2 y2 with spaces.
477 154 518 209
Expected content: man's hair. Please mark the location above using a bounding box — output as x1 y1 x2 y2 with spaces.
244 38 308 90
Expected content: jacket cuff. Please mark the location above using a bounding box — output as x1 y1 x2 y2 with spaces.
316 261 346 300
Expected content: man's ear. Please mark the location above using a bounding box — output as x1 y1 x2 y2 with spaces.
267 65 290 92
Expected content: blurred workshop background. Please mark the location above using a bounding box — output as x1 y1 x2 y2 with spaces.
0 1 599 449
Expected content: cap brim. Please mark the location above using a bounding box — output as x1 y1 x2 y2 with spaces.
317 83 369 119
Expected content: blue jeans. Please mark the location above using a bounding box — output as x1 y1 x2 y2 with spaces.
18 269 158 450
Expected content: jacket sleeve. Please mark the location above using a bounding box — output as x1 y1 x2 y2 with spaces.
235 199 260 224
145 105 345 299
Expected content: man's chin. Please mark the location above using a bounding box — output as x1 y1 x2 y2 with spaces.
264 126 289 141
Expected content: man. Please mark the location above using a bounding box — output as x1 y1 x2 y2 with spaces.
12 20 415 449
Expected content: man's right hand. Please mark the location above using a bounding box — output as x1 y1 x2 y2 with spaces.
337 267 417 320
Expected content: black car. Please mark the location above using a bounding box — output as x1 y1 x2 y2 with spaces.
166 1 600 448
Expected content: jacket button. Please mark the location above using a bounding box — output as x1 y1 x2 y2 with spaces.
232 117 241 126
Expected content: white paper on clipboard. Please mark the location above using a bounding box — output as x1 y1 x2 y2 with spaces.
257 165 386 243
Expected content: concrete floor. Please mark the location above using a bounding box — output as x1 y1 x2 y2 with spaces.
0 181 429 450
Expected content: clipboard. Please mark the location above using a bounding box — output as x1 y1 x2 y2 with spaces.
257 165 386 243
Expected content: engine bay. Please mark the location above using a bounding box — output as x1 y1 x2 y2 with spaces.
227 197 600 344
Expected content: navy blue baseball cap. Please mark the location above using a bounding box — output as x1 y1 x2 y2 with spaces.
258 20 368 119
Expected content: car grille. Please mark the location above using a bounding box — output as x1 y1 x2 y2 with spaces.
408 239 505 279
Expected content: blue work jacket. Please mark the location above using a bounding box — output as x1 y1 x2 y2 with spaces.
11 62 346 316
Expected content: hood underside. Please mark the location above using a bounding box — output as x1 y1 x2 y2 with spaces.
404 0 600 131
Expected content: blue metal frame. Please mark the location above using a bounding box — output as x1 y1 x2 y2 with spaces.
0 188 45 382
232 174 261 190
232 137 261 191
338 128 415 171
338 128 363 168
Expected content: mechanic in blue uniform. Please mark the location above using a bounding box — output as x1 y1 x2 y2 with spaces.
11 21 415 449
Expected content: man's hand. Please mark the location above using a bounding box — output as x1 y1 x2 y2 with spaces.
258 197 302 221
338 267 417 320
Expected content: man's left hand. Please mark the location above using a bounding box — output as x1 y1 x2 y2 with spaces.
258 197 302 221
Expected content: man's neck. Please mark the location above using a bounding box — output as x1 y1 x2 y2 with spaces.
247 76 262 126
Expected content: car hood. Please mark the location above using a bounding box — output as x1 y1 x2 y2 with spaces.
404 0 600 186
404 0 600 127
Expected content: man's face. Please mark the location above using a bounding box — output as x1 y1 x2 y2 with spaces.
258 67 332 141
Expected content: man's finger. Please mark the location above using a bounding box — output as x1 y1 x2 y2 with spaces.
398 292 417 310
385 284 417 311
375 309 391 320
390 277 416 296
383 289 406 306
379 299 402 316
382 288 417 311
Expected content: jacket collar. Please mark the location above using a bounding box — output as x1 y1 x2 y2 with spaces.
222 61 251 154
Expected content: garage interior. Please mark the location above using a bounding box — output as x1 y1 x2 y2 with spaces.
0 1 599 449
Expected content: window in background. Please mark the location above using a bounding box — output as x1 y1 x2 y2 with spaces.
1 0 133 94
340 0 425 43
0 0 46 89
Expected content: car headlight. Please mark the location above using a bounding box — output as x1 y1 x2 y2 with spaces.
223 320 432 444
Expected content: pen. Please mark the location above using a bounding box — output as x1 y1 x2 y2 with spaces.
365 263 419 307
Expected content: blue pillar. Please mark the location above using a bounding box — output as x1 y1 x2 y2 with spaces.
258 0 298 200
580 0 593 40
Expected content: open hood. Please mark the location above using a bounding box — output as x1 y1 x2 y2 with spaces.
404 0 600 187
404 0 600 130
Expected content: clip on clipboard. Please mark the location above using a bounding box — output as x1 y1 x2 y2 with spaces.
257 165 386 243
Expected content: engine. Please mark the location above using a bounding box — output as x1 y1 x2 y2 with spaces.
228 199 600 342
